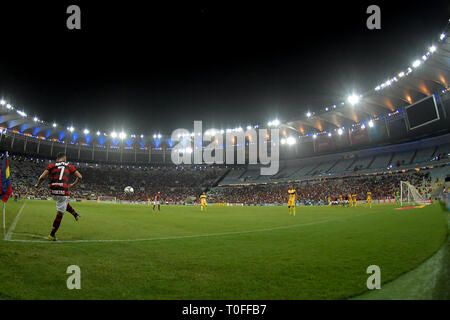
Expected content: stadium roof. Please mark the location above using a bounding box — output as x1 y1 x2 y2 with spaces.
283 21 450 137
1 21 450 145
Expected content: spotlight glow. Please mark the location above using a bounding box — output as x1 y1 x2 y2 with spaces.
119 132 126 140
110 131 117 138
286 137 296 145
83 129 89 135
412 60 421 68
347 94 360 106
368 120 374 128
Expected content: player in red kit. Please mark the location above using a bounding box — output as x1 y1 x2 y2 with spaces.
34 152 83 241
152 191 161 212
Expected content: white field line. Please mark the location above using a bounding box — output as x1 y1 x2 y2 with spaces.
5 201 27 240
5 210 381 244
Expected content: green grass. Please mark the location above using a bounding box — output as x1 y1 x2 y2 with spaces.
0 200 447 300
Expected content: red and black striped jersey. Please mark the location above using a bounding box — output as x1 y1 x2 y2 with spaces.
46 162 77 196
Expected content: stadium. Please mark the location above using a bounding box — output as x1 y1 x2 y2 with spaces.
0 4 449 303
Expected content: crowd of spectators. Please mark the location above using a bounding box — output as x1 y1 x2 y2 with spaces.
9 155 223 203
5 154 438 205
208 171 434 205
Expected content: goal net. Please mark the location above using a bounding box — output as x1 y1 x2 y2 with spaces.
97 196 117 203
400 181 429 205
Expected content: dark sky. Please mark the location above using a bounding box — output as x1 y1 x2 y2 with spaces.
0 1 449 135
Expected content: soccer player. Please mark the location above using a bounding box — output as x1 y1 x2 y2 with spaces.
327 196 331 206
200 192 207 211
352 194 357 207
348 193 353 207
366 191 372 208
152 191 161 212
395 190 400 205
339 194 343 206
34 152 82 241
287 185 297 216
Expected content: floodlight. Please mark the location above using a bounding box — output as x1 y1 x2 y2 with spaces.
412 60 421 68
312 134 317 139
368 120 374 128
110 131 117 138
0 100 5 105
347 94 360 106
306 112 312 118
337 128 343 135
83 129 89 135
286 137 296 145
119 132 126 139
96 131 101 136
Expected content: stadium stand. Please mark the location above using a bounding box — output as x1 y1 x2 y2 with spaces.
6 130 449 205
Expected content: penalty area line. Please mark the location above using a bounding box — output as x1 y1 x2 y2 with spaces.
5 210 380 244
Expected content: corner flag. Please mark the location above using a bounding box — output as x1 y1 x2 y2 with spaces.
0 152 12 202
1 152 12 240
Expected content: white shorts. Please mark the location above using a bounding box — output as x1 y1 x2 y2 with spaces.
53 195 69 213
153 201 160 205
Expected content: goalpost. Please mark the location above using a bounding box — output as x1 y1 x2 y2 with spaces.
400 181 429 206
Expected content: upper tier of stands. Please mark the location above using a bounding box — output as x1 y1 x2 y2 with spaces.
218 133 450 185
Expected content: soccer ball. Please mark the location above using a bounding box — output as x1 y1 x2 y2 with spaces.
124 186 134 195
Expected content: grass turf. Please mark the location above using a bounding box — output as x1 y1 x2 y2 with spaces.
0 200 447 299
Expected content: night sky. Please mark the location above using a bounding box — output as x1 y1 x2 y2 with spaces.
0 1 449 135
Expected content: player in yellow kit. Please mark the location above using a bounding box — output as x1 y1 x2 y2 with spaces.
352 194 357 207
366 191 372 208
200 192 208 211
327 196 331 206
339 194 343 206
287 186 297 216
348 193 353 207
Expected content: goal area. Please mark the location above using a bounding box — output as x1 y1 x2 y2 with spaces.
400 181 431 205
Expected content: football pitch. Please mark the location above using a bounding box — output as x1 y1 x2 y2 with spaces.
0 200 447 300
